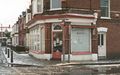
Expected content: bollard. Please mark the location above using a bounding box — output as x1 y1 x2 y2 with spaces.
7 49 10 58
11 50 13 67
5 47 7 54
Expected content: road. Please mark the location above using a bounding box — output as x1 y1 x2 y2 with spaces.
0 47 19 75
1 47 120 75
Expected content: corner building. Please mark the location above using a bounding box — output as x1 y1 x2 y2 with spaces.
27 0 120 61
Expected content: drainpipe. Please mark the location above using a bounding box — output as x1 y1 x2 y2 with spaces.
62 20 65 62
40 26 44 53
90 0 92 10
68 23 71 63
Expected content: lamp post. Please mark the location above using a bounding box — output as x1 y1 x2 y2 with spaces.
90 0 92 10
0 25 10 45
4 29 8 54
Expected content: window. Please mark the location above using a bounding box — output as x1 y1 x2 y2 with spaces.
50 0 61 10
32 0 37 15
98 34 104 46
54 25 62 30
32 0 43 15
37 0 43 13
52 23 62 31
71 28 90 52
100 0 110 18
28 14 31 21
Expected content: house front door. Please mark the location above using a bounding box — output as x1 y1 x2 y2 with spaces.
98 33 107 59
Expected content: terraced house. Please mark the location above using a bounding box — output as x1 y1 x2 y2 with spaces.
12 0 120 61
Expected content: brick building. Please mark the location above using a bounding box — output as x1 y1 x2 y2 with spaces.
26 0 98 61
11 22 19 46
13 0 120 61
97 0 120 59
18 12 26 46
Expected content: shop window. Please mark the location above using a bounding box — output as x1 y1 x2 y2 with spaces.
53 24 62 31
54 25 62 30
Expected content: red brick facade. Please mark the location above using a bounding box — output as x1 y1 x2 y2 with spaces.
16 0 120 60
18 12 26 46
97 0 120 59
43 0 120 59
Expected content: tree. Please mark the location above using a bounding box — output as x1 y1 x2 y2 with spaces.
4 29 11 39
5 32 11 38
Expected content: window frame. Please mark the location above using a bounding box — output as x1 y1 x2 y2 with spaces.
100 0 110 19
37 0 43 13
50 0 62 10
98 34 104 46
32 0 43 16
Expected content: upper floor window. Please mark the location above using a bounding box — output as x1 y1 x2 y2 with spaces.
100 0 110 18
50 0 62 10
37 0 43 13
28 14 31 21
32 0 43 16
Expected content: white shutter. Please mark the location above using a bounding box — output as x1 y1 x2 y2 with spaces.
71 28 90 52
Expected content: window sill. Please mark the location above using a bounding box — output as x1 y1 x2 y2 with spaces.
72 51 92 55
100 17 111 19
50 8 62 11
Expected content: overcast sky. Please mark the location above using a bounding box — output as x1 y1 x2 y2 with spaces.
0 0 30 28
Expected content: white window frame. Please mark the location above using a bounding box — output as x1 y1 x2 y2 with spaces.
52 23 62 32
32 0 43 16
32 0 37 15
50 0 62 10
71 28 91 52
100 0 111 19
98 33 104 46
37 0 43 13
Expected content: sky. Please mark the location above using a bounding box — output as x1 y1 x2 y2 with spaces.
0 0 31 28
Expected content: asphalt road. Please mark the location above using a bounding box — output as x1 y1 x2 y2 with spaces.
1 46 120 75
0 47 18 75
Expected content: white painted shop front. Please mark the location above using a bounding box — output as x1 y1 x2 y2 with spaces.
28 13 98 61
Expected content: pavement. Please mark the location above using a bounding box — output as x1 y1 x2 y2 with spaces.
2 47 61 67
2 46 120 67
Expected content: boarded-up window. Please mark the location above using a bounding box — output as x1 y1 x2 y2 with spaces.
71 28 90 52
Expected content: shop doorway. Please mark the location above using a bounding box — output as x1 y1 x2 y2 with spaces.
52 24 63 60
